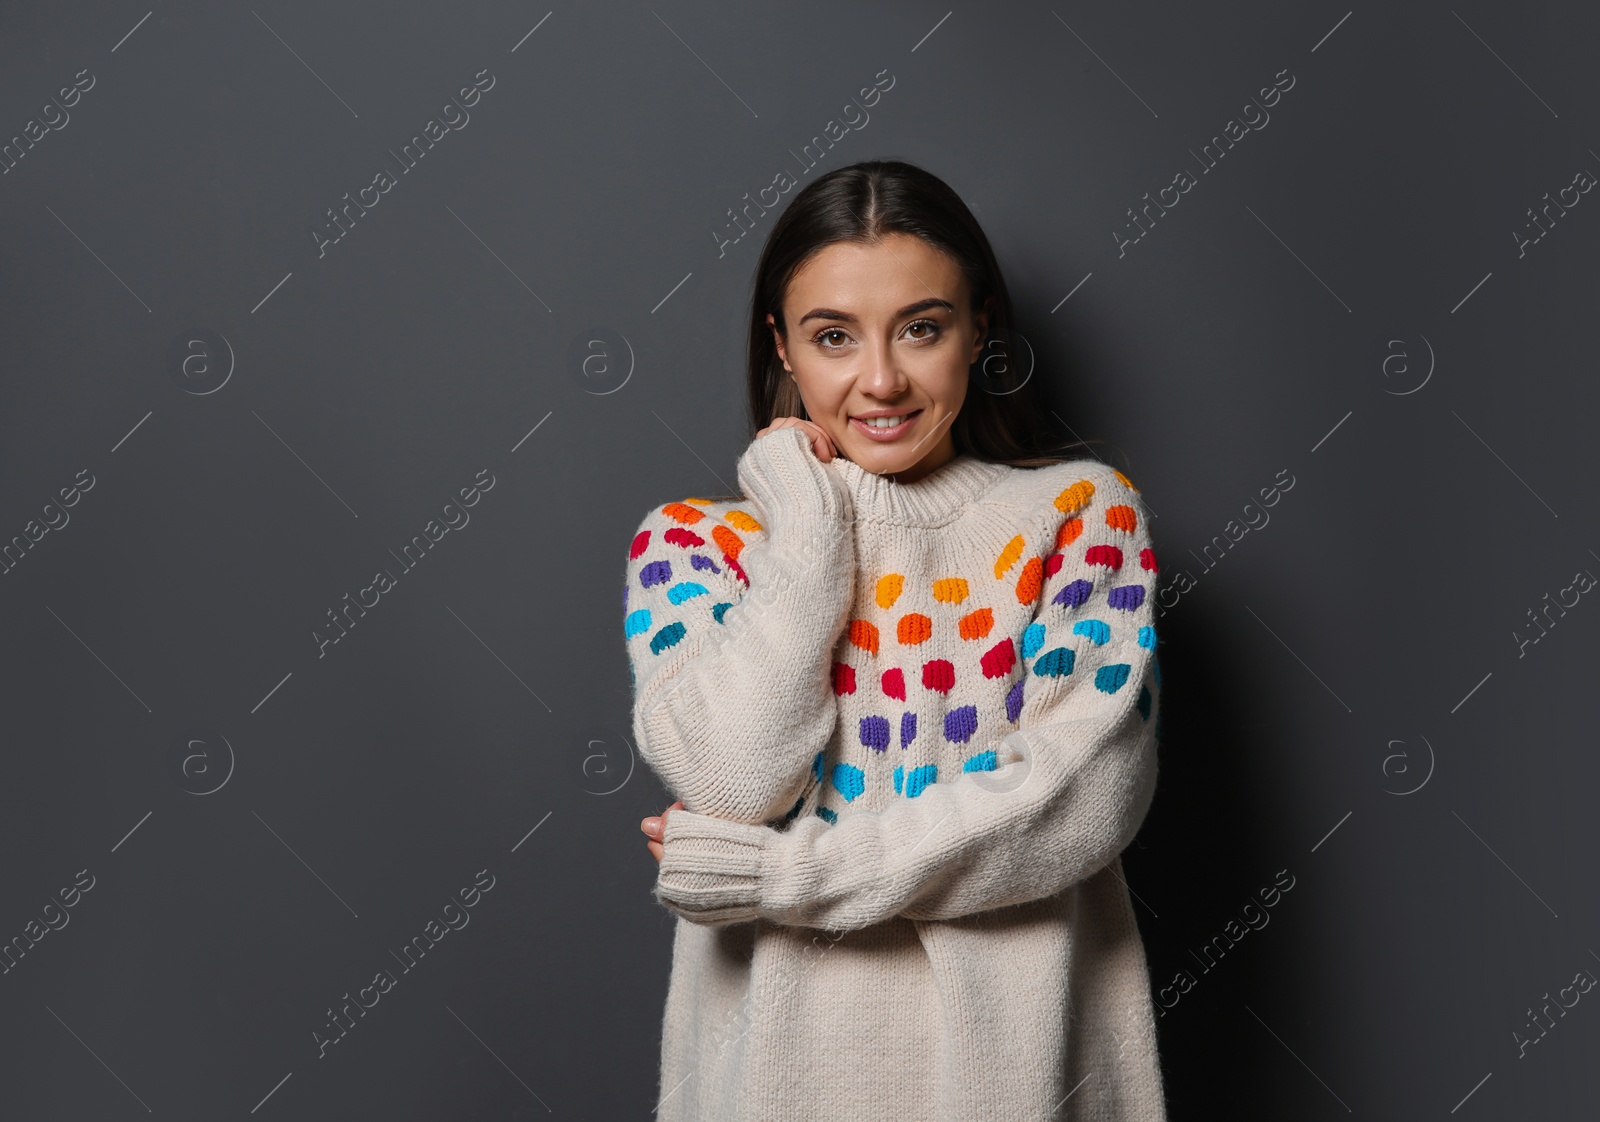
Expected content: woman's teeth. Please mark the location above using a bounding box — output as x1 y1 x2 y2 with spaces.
864 414 910 428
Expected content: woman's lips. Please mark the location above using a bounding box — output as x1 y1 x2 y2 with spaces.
849 410 922 442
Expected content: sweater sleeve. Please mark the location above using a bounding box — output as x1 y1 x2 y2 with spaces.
624 426 858 826
651 464 1162 929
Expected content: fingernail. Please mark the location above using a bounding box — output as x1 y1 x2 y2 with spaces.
642 817 661 835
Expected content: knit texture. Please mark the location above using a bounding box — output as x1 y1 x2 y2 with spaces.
624 425 1167 1120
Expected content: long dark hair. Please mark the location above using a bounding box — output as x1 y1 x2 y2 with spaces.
746 158 1105 470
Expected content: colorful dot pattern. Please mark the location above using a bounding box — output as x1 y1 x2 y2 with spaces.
622 466 1160 820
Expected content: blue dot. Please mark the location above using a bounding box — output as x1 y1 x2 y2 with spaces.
649 621 686 654
1034 648 1076 677
624 609 652 638
667 581 708 605
963 750 998 773
1021 622 1047 658
904 764 937 798
816 806 838 824
812 750 825 781
712 602 732 623
892 764 903 795
1137 626 1157 649
1137 684 1152 719
1072 619 1110 645
1095 663 1132 693
832 762 865 802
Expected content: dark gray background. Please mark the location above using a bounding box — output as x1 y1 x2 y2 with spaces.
2 1 1595 1117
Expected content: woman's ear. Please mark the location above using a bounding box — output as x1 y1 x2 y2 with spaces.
766 312 791 372
970 299 992 364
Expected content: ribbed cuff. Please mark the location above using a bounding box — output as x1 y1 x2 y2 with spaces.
653 809 773 925
735 426 854 532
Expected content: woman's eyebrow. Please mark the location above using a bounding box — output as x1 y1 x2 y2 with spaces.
797 297 956 325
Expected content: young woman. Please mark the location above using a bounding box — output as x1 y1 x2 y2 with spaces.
625 159 1167 1120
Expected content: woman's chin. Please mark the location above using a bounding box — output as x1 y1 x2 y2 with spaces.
841 441 922 477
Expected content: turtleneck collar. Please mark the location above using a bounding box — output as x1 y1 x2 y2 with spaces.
827 452 1010 527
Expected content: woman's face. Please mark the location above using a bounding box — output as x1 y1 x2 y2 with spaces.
768 232 987 483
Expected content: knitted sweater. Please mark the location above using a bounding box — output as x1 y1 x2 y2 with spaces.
622 425 1167 1121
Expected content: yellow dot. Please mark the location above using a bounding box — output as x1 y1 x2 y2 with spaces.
994 536 1024 579
876 574 904 609
1112 468 1139 492
931 578 969 604
1054 480 1096 515
725 509 763 532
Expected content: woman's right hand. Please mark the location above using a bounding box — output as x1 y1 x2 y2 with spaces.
755 416 837 464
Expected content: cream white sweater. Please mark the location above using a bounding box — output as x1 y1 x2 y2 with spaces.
623 426 1167 1120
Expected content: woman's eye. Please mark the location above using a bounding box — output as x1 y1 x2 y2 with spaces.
816 328 849 348
905 319 940 340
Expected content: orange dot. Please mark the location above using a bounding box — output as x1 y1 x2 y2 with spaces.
1056 517 1084 549
958 608 994 640
848 619 880 656
662 502 705 524
897 613 933 645
712 524 744 560
1105 504 1138 533
1113 468 1139 491
1015 557 1044 605
683 497 713 507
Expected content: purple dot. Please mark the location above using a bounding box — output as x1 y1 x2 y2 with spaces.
943 705 979 744
860 716 890 752
1005 679 1024 722
640 560 672 588
1108 584 1146 611
1053 579 1093 609
690 553 722 575
900 712 917 748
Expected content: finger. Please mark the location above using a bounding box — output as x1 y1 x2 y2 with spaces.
788 419 829 461
814 425 836 461
647 840 663 863
805 424 829 461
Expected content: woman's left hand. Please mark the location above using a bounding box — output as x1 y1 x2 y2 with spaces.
641 800 684 863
